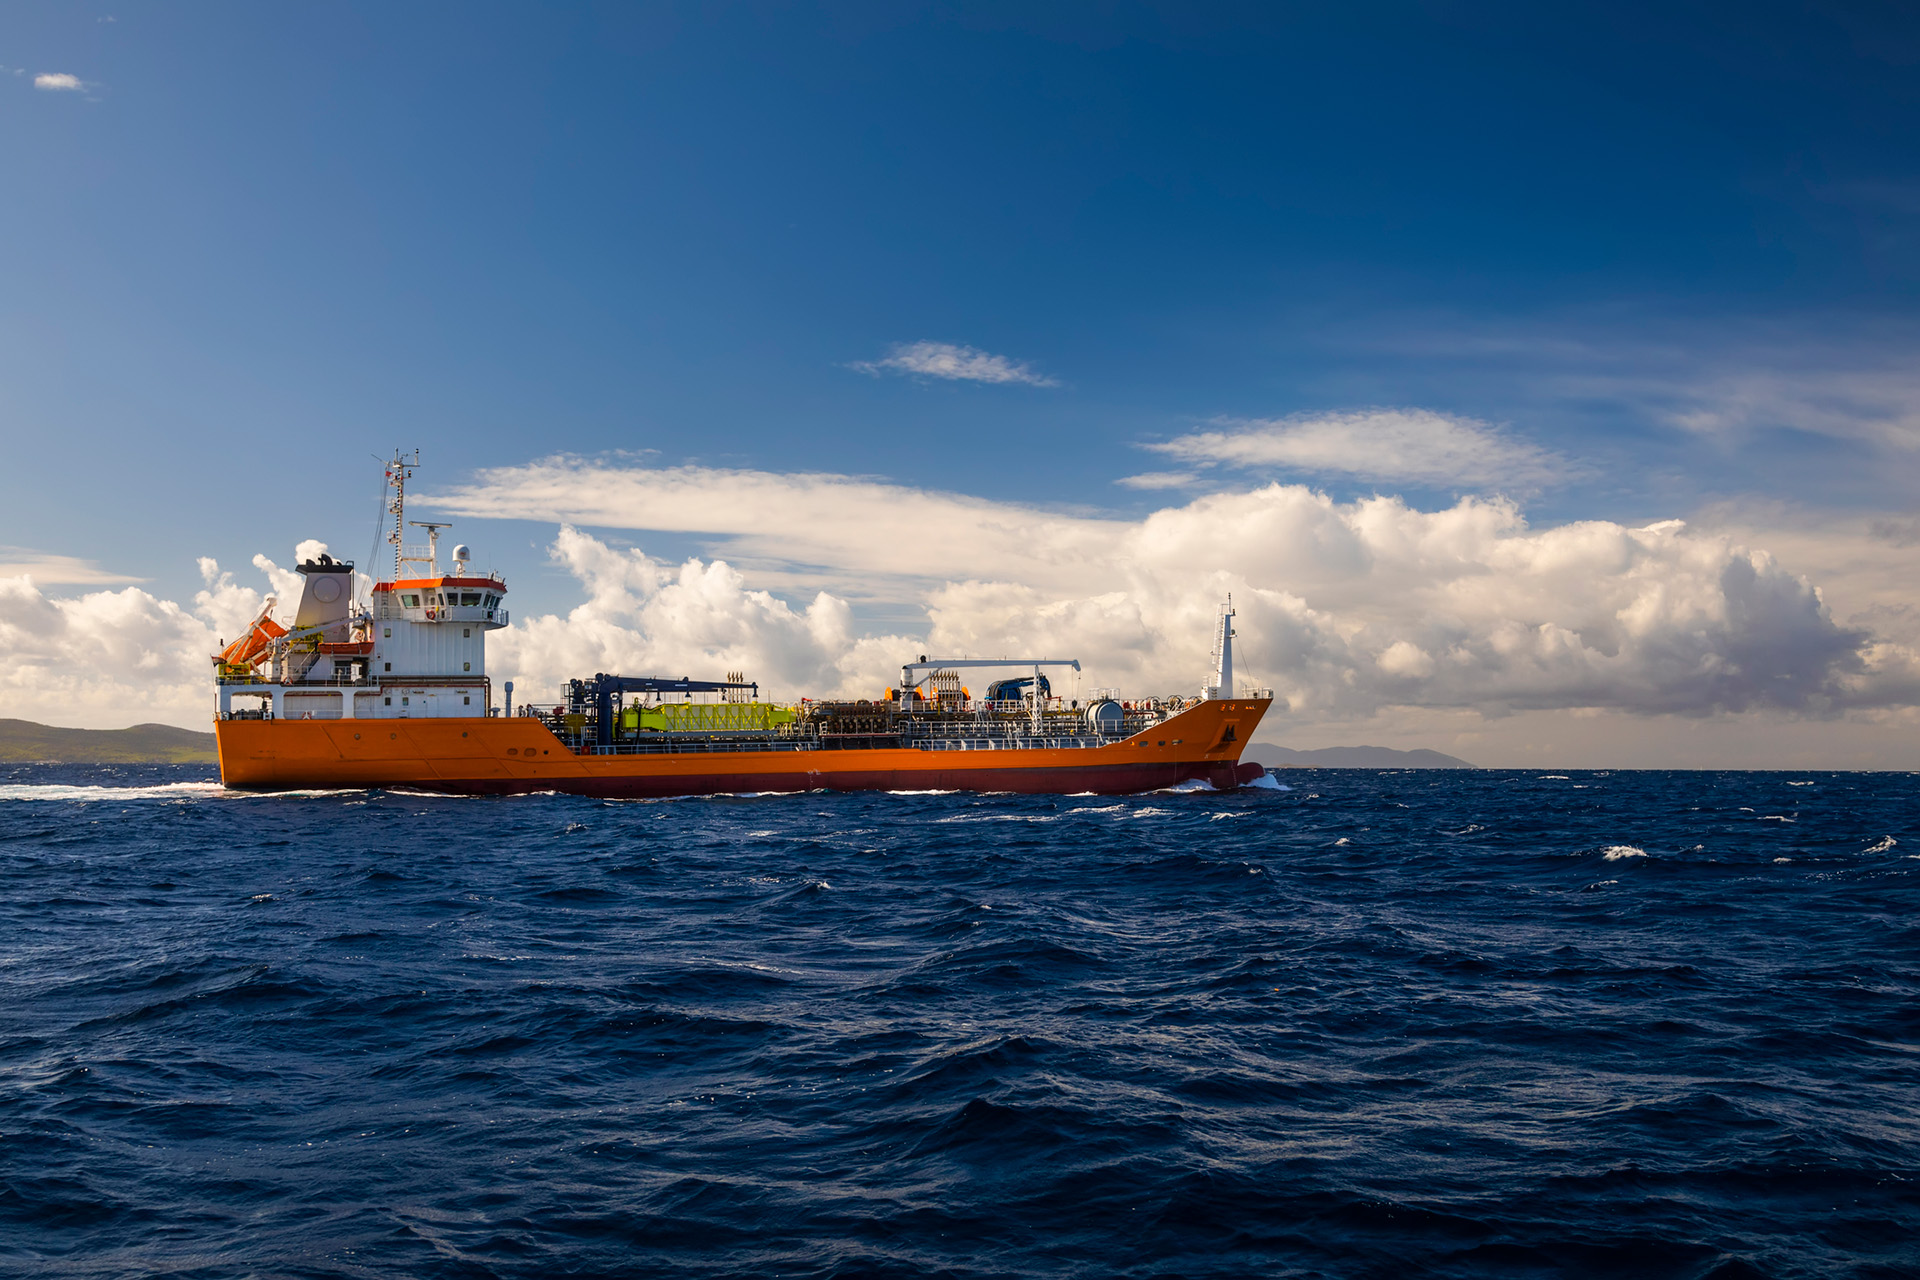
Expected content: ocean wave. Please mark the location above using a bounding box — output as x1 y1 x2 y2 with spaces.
2 762 1915 1278
0 780 228 803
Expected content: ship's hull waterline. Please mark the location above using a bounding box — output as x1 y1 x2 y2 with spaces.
216 698 1273 797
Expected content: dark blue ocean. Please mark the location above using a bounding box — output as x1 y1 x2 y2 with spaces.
3 766 1917 1279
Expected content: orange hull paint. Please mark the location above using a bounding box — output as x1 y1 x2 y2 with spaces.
215 699 1272 797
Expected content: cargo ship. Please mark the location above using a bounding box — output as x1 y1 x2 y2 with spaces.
212 453 1273 797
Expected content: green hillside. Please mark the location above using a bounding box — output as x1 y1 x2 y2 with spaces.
0 719 218 764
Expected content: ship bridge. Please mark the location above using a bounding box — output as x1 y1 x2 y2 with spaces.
212 450 509 723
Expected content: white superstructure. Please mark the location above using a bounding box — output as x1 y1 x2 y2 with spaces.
212 452 509 722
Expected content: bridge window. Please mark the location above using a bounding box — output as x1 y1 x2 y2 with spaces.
402 594 420 607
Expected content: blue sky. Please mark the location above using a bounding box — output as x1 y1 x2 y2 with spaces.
6 3 1920 762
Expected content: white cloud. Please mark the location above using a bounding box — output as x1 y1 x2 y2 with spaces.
0 548 339 729
1366 316 1920 456
433 458 1121 597
7 469 1912 763
437 459 1894 723
1659 366 1920 450
850 340 1058 386
491 527 915 705
0 547 142 586
1145 409 1564 489
1114 471 1201 490
34 73 83 91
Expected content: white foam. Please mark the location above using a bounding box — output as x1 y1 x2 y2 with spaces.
1601 845 1647 861
0 781 227 803
1866 835 1899 854
1244 774 1289 791
1156 778 1219 793
1541 775 1570 780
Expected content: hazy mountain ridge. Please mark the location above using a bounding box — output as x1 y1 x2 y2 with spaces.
1247 742 1475 769
0 720 218 764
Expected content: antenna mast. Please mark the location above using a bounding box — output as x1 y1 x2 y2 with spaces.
1205 596 1236 700
384 450 419 580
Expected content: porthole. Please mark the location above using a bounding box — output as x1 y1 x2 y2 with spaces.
390 733 397 740
353 733 360 740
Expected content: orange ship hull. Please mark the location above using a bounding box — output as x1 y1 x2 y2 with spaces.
215 698 1272 797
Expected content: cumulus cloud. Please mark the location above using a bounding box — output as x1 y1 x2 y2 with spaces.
850 340 1058 386
491 527 915 704
34 73 84 91
1146 409 1564 489
5 466 1909 744
437 459 1894 719
0 548 334 728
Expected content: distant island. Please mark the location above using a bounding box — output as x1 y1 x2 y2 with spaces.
1245 742 1475 769
0 719 218 764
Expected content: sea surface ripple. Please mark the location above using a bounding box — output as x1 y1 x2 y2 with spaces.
2 765 1917 1279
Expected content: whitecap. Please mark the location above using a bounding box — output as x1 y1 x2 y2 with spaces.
1601 845 1647 861
1866 835 1899 854
1243 774 1289 791
0 781 227 803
